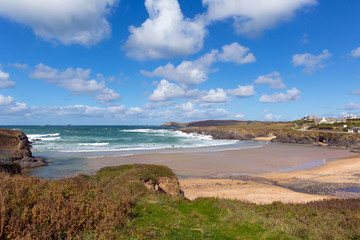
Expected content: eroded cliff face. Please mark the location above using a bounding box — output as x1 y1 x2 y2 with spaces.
181 126 360 149
273 132 360 149
181 126 282 140
0 128 47 169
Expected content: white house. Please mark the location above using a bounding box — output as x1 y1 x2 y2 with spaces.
302 115 318 121
344 114 359 119
315 117 346 125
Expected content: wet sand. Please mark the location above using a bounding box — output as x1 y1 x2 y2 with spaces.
88 143 355 178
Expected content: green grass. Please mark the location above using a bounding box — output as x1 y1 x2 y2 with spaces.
130 197 293 239
1 164 360 239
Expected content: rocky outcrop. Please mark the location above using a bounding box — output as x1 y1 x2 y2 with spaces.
162 120 262 127
180 125 360 149
0 128 47 169
273 132 360 149
161 122 187 127
181 126 281 140
143 177 184 197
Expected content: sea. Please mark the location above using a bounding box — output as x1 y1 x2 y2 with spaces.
6 125 265 178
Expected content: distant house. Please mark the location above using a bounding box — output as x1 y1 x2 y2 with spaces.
314 117 346 125
353 127 360 133
348 127 360 133
344 114 359 119
302 115 318 121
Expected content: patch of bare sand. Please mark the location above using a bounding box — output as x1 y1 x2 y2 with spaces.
252 134 276 142
262 154 360 184
180 155 360 204
180 179 334 204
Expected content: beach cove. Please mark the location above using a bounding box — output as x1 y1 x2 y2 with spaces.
11 124 359 204
85 142 360 204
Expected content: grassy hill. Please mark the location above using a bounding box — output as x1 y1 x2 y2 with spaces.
1 164 360 239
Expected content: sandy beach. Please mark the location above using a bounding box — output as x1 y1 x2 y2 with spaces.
86 142 360 204
181 154 360 204
88 143 355 178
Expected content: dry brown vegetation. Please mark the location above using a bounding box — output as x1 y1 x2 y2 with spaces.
0 173 126 239
0 164 180 239
1 164 360 239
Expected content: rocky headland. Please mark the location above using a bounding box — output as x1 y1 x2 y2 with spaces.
0 128 47 170
162 119 261 127
176 121 360 150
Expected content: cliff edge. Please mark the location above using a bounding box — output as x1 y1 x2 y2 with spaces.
0 128 47 169
180 123 360 149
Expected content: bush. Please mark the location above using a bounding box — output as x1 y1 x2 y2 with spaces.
0 173 126 239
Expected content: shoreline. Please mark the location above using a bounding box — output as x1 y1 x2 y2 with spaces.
25 139 360 204
86 142 355 178
84 142 359 204
180 152 360 204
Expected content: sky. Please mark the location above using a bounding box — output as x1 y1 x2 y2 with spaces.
0 0 359 125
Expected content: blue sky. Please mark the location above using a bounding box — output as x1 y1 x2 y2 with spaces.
0 0 359 125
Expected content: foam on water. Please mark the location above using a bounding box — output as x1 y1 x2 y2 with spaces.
28 133 60 141
21 126 242 154
78 143 110 146
9 125 264 160
6 125 268 179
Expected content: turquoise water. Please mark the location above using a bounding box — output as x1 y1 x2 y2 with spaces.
4 125 265 178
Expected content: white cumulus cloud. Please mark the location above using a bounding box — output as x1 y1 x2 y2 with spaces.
259 87 301 103
142 43 255 87
291 49 332 74
351 47 360 58
227 85 255 98
30 64 120 104
202 0 317 37
218 42 256 64
160 102 230 120
148 79 198 101
254 71 286 89
0 95 15 106
0 94 28 116
0 69 16 88
148 80 230 108
341 102 360 110
0 0 118 46
197 88 229 108
235 113 245 119
264 113 282 120
8 63 29 70
142 50 218 87
124 0 206 60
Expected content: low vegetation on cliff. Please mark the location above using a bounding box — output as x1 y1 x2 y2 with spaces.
1 164 360 239
179 121 360 149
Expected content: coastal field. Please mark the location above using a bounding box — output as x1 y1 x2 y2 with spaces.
2 164 360 239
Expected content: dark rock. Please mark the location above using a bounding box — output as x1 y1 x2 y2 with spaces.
0 128 48 169
142 177 184 197
13 157 48 169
